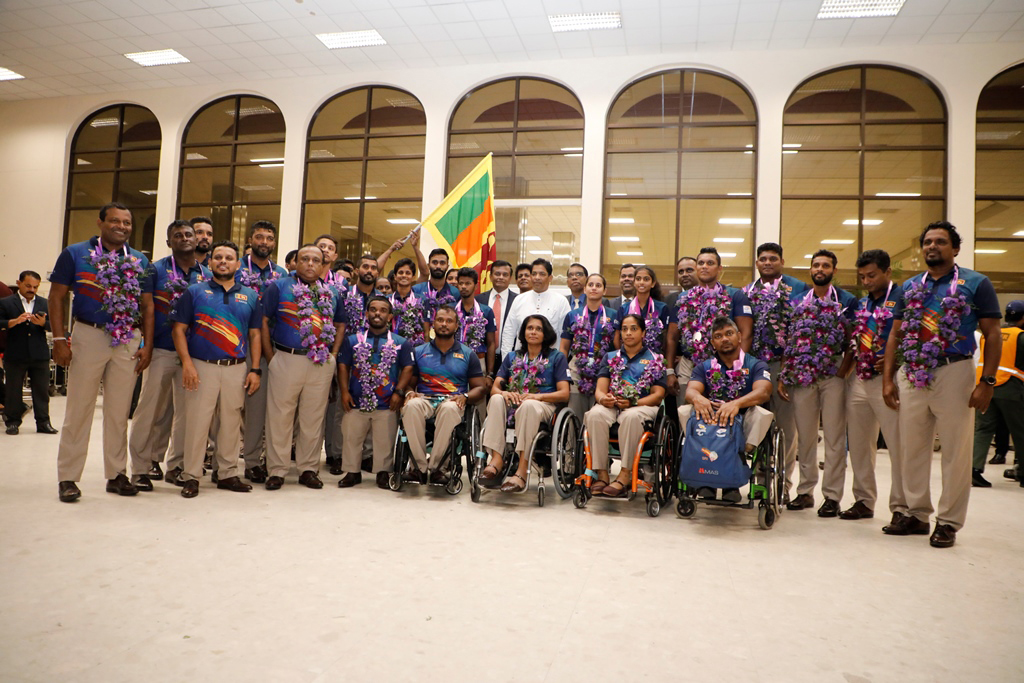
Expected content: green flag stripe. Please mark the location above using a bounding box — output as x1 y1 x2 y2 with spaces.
434 172 490 245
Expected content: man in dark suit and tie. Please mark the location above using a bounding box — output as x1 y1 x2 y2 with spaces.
476 260 515 372
1 271 57 435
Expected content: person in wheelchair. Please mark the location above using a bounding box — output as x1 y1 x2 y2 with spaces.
584 313 667 498
402 305 487 484
678 315 774 503
478 315 570 492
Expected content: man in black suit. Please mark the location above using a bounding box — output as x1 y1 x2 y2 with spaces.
1 271 57 435
608 263 637 310
476 260 515 372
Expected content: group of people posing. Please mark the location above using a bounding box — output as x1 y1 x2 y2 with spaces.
46 202 1018 550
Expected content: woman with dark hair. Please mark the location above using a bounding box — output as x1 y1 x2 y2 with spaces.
560 273 616 422
388 257 429 345
478 315 570 492
614 266 671 355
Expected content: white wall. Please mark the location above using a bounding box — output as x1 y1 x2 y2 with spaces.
0 42 1020 289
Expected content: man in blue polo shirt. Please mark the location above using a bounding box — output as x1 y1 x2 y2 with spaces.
455 267 496 378
48 203 155 503
128 220 210 489
402 305 487 484
261 245 346 491
412 248 459 323
882 221 1003 548
171 241 262 498
337 296 416 489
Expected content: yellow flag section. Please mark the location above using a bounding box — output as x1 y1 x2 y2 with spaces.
421 153 496 293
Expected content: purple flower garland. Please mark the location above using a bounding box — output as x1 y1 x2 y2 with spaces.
608 350 665 406
422 284 456 320
87 244 144 347
676 285 733 364
780 289 846 387
292 280 336 365
568 307 615 394
852 284 893 381
352 331 400 412
343 288 368 332
706 352 748 402
504 352 549 425
238 257 278 299
628 297 664 354
390 292 424 344
457 301 488 350
898 270 970 388
747 281 793 363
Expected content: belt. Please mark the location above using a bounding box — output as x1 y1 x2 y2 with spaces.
74 317 138 332
198 357 245 366
936 354 970 367
274 342 306 355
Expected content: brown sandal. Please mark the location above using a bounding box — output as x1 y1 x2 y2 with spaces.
478 464 502 487
499 474 526 493
590 479 609 495
602 480 629 498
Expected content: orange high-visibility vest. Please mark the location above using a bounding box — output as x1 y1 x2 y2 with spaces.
977 326 1024 386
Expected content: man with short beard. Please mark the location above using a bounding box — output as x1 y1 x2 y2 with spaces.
412 248 459 323
455 267 496 379
189 217 214 268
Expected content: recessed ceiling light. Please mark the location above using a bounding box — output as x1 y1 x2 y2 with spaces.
804 254 814 259
783 150 799 154
258 163 284 168
608 217 635 224
609 193 627 197
561 147 583 152
387 219 420 224
89 117 119 128
310 149 336 159
235 105 275 117
727 192 752 196
817 0 906 19
186 152 208 161
783 143 802 148
530 250 553 255
123 49 189 67
821 239 855 245
548 12 621 33
616 251 643 256
713 237 745 243
316 30 387 49
0 67 25 81
563 153 583 158
975 249 1007 254
875 192 920 197
609 236 639 242
718 252 737 258
843 219 883 225
1014 230 1024 236
250 157 284 163
718 218 751 225
343 196 377 200
523 236 541 241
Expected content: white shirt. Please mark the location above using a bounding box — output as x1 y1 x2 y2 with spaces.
20 294 35 315
500 288 571 355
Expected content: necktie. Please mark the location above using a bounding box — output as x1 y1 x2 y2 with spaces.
493 293 502 341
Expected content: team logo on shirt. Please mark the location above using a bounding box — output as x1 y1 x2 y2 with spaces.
885 300 895 307
235 293 248 302
453 352 464 360
639 359 650 365
957 279 965 285
742 305 752 314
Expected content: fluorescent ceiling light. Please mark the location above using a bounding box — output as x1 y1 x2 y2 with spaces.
718 218 751 225
975 249 1007 254
309 149 335 159
609 236 639 242
387 219 420 224
235 105 274 117
783 143 802 148
258 163 283 168
123 49 189 66
783 150 799 154
316 30 387 49
250 157 284 163
977 131 1020 141
875 192 920 197
238 185 274 191
718 252 737 258
548 12 622 33
821 239 855 245
713 237 745 243
343 196 376 200
792 265 810 269
561 147 583 152
608 217 635 224
616 251 644 256
139 190 158 195
804 254 814 259
0 67 25 81
530 250 553 255
563 153 582 157
186 152 207 161
1014 230 1024 237
727 192 752 196
449 141 480 150
89 117 119 128
523 236 541 241
843 219 883 226
817 0 906 19
609 193 627 197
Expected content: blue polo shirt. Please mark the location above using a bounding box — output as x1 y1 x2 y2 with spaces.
170 280 261 361
412 281 459 320
147 256 211 351
561 306 616 348
691 352 772 405
855 284 904 376
50 237 153 326
597 348 668 400
794 286 859 321
893 266 1001 358
457 301 496 354
235 257 287 298
339 286 383 329
497 348 569 393
262 276 345 351
337 331 415 410
412 340 483 395
614 297 673 330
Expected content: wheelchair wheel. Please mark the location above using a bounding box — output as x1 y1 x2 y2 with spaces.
676 498 696 518
390 426 408 492
646 496 660 518
551 410 581 500
470 479 481 502
446 476 463 495
572 489 588 509
758 502 776 530
651 415 677 506
537 486 545 507
771 425 785 518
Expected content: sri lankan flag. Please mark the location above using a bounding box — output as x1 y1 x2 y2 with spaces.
422 153 496 293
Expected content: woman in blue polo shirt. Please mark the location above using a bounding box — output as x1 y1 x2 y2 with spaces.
478 315 570 493
613 266 671 354
560 273 616 423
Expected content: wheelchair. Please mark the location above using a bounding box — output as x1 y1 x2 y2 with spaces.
389 397 481 495
674 417 785 530
572 403 678 517
469 404 581 507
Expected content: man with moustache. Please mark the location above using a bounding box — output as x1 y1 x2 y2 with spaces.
608 263 637 310
189 216 214 268
664 256 698 309
515 263 533 294
477 260 515 369
0 271 55 435
412 249 460 323
500 258 571 356
314 234 346 292
455 267 496 379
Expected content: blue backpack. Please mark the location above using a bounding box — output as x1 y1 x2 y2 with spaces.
679 413 750 490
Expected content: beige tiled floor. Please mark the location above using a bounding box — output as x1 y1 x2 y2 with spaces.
1 396 1022 682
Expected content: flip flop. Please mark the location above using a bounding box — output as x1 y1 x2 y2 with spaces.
499 474 526 493
602 480 628 498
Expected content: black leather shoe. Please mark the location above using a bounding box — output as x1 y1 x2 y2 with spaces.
989 453 1006 465
376 471 389 489
429 469 450 485
883 513 930 536
216 476 252 492
697 487 717 500
403 467 426 484
181 479 199 498
165 466 184 485
1004 467 1020 481
106 473 138 496
146 462 163 480
839 500 874 520
971 468 992 488
299 470 323 489
817 499 841 517
130 474 154 492
929 523 957 548
58 480 81 503
722 488 742 504
338 472 362 488
245 464 267 483
787 493 814 510
36 422 58 434
6 424 18 435
329 461 345 476
265 476 284 490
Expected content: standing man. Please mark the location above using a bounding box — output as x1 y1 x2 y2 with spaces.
566 263 589 310
1 271 56 435
128 220 209 486
314 234 345 291
972 301 1024 486
189 216 214 268
170 241 262 498
500 258 571 357
339 254 382 332
844 249 905 523
49 203 154 502
337 297 416 489
664 256 698 309
515 263 533 294
477 260 515 369
608 263 637 310
882 221 1003 547
412 248 459 323
261 245 346 491
455 267 496 380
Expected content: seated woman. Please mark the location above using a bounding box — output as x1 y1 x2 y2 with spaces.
478 315 570 493
678 315 774 503
613 265 671 355
560 273 616 424
584 313 667 498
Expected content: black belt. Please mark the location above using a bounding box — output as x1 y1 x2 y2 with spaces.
274 342 305 355
937 354 970 367
198 357 245 366
74 317 138 331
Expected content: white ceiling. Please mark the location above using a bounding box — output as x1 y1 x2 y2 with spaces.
0 0 1022 102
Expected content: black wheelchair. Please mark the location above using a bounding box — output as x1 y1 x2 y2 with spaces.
389 397 481 496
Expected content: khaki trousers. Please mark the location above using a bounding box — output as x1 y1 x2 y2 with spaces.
265 351 334 478
847 374 906 513
481 394 556 456
128 348 178 473
182 361 246 481
897 359 975 530
241 356 268 468
768 359 799 495
584 403 660 471
164 368 188 471
341 408 397 474
677 404 774 450
56 323 141 482
675 356 694 399
401 397 464 471
791 374 848 502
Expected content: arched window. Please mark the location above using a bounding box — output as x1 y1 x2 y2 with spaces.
303 86 425 262
782 66 946 286
976 63 1024 293
604 70 757 286
65 104 161 255
177 95 285 249
448 77 584 284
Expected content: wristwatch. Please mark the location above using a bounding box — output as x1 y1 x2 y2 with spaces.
980 375 996 386
249 368 262 376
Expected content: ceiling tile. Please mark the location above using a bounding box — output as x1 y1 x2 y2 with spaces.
969 11 1023 32
960 31 1007 42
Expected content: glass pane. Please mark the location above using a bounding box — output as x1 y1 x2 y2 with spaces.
866 123 945 147
120 149 160 168
234 164 284 203
120 105 160 148
975 240 1024 292
236 142 285 165
679 151 754 195
67 209 100 246
365 158 425 199
976 199 1024 238
516 129 583 153
127 207 157 257
679 198 754 286
609 72 681 126
308 139 364 160
864 150 944 196
976 122 1024 148
176 205 233 244
451 80 517 130
608 127 678 151
606 152 677 196
449 132 513 155
311 89 370 137
73 152 117 171
602 199 676 280
680 125 756 149
235 97 285 141
448 155 513 195
362 201 424 261
75 107 121 150
367 135 426 157
186 99 237 144
180 166 232 205
865 68 944 120
182 146 232 165
977 150 1024 196
681 71 755 124
782 151 860 196
369 88 425 134
516 79 583 128
305 161 363 201
493 205 581 282
784 124 861 148
977 65 1024 120
116 170 159 206
301 202 362 261
781 199 860 278
69 172 114 208
863 199 944 272
785 68 862 124
515 154 583 197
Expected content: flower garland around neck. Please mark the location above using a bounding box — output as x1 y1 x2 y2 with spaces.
166 259 204 311
423 282 457 317
780 287 846 387
676 284 733 364
292 280 336 365
88 242 144 347
352 330 400 412
238 256 279 299
853 281 894 381
457 300 488 350
899 267 970 389
343 286 370 332
629 296 664 353
390 291 424 344
747 279 793 363
706 351 748 403
607 349 665 407
504 351 549 425
568 306 615 394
